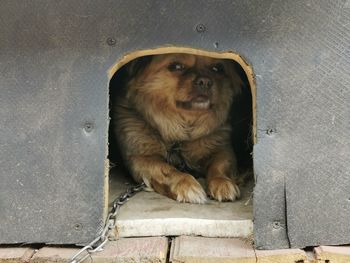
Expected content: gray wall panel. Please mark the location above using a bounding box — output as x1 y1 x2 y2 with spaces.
0 0 349 247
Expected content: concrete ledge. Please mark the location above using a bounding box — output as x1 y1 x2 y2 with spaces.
110 170 254 239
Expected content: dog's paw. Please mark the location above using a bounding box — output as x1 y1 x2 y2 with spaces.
207 177 240 202
172 175 207 204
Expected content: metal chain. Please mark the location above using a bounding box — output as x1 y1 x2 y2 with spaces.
69 182 145 263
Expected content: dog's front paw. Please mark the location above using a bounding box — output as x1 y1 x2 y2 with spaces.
207 177 240 202
172 174 207 204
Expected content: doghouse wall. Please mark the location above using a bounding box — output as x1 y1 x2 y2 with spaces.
0 0 349 248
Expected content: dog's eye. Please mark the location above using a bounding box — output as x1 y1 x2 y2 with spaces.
168 62 185 72
211 64 224 74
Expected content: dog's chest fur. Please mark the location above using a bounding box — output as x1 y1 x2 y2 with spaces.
165 141 202 175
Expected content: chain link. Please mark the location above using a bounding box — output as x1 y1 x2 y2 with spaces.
69 182 145 263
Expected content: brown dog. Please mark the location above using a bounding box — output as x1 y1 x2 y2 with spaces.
113 53 243 203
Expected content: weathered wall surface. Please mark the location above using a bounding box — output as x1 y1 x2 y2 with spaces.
0 0 349 247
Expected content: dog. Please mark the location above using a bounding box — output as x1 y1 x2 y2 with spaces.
113 53 244 204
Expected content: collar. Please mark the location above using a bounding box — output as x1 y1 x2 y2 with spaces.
166 142 187 172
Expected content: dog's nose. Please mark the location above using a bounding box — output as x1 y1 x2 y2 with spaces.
194 76 213 91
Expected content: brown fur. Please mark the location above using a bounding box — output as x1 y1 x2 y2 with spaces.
113 53 243 203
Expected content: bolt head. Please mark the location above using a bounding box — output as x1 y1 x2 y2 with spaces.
106 37 116 46
196 24 206 33
84 122 94 133
74 223 83 231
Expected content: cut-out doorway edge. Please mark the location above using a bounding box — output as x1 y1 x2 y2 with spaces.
108 46 256 144
105 47 256 239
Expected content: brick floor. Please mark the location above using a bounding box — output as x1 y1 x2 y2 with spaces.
0 247 35 263
31 247 79 263
31 237 168 263
314 245 350 263
170 236 256 263
2 237 350 262
255 248 307 263
90 237 168 263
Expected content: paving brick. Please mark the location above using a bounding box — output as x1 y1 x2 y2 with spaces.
31 247 80 263
0 247 35 263
255 248 308 263
91 237 168 263
305 250 317 263
170 236 256 263
31 237 168 263
314 246 350 263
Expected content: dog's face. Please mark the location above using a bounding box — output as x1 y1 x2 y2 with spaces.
125 53 242 140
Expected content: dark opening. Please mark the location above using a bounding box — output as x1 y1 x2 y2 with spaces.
108 53 253 198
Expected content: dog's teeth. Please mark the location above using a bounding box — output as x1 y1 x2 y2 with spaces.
192 101 210 110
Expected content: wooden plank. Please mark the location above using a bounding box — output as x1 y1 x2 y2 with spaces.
255 248 307 263
314 246 350 263
170 236 256 263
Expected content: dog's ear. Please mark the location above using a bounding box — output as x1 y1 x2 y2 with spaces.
126 55 153 79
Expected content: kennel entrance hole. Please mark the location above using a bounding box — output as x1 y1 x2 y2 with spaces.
107 47 255 238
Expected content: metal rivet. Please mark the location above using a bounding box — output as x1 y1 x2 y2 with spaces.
272 221 282 229
74 223 83 231
106 37 116 46
266 128 276 135
196 23 206 33
84 122 94 133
